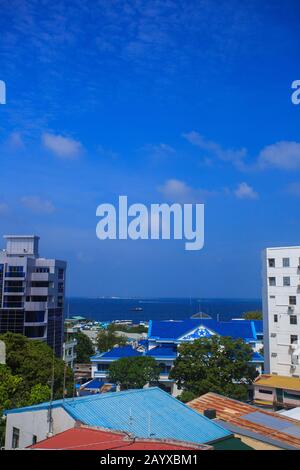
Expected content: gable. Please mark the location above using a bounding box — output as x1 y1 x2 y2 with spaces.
178 325 217 341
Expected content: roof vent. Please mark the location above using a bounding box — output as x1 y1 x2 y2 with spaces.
203 409 216 420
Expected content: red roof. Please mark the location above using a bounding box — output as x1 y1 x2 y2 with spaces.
29 426 211 450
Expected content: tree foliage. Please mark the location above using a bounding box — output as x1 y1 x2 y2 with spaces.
0 332 74 400
243 310 262 320
74 331 94 363
96 325 127 352
170 336 257 401
108 356 160 390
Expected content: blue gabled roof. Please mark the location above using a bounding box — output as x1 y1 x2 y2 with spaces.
253 320 263 334
251 351 264 362
149 319 258 342
91 345 143 361
5 388 231 444
146 346 177 359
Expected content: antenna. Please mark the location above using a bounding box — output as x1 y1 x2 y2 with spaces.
48 311 56 437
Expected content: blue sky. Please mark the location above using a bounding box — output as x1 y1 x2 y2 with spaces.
1 0 300 298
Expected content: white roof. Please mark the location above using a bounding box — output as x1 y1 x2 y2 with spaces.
278 407 300 421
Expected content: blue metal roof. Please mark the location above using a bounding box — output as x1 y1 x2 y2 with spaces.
146 346 177 359
5 387 231 444
149 319 258 342
82 379 105 390
251 352 264 362
91 346 143 361
252 320 263 334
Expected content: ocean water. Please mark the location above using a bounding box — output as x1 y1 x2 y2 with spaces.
67 298 262 322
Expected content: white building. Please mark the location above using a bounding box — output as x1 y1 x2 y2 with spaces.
63 338 77 369
0 235 66 357
262 246 300 377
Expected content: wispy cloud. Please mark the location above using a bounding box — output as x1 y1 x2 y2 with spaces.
158 178 217 203
42 132 84 159
143 143 176 160
182 131 247 170
257 141 300 170
21 196 55 214
234 182 258 200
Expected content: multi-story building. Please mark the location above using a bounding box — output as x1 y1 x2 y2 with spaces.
262 246 300 377
0 235 66 357
62 338 77 369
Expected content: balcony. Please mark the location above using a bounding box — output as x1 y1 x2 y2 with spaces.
5 272 25 278
94 370 109 379
24 301 47 311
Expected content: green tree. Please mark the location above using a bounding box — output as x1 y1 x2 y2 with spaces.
96 325 127 352
0 365 25 414
27 384 51 406
0 333 74 400
74 331 94 362
243 310 262 320
169 336 257 401
108 356 160 390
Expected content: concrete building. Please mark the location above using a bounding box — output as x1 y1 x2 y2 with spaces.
62 338 77 369
253 374 300 408
262 246 300 376
0 235 66 357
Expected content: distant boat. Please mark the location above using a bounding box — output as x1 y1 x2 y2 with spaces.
130 307 143 312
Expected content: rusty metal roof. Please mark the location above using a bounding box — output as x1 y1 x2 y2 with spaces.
188 392 300 449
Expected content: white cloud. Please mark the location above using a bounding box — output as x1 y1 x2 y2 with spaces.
21 196 55 214
7 132 25 150
182 131 247 169
234 182 258 200
158 179 216 203
144 143 176 159
42 132 83 159
257 141 300 170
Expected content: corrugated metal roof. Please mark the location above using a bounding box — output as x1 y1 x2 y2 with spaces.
29 425 212 450
188 392 300 449
6 388 231 445
254 374 300 392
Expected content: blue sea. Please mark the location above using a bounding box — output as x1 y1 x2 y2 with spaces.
67 298 262 322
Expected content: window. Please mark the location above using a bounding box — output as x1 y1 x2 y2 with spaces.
32 435 37 445
283 391 300 401
289 296 297 305
283 276 291 286
34 267 49 273
291 335 298 344
258 389 273 395
274 314 278 323
12 427 20 449
290 315 297 325
283 258 290 267
268 258 275 268
269 277 276 286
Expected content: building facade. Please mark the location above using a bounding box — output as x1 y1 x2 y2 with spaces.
0 235 66 356
62 338 77 369
91 319 264 396
262 247 300 377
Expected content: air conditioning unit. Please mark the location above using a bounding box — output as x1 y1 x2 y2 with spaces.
271 352 277 357
288 306 295 313
271 333 277 338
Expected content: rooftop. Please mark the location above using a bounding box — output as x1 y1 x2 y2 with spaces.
254 374 300 392
5 387 232 445
29 425 212 451
188 392 300 450
148 319 261 342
